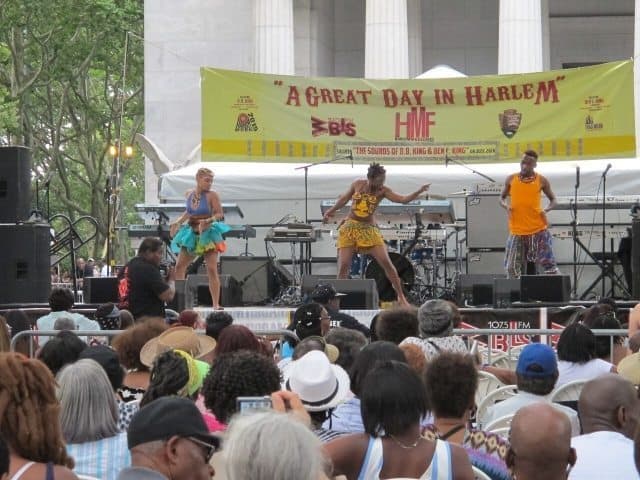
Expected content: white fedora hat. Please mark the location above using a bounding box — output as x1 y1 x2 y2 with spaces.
283 350 350 412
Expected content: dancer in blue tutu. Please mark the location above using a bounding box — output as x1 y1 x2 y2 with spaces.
170 167 231 309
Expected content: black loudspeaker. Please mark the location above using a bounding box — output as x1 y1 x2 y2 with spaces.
302 276 379 309
84 277 119 303
220 256 284 304
185 274 243 307
632 217 640 298
0 147 31 223
520 275 570 302
457 273 506 306
0 223 50 303
493 278 521 308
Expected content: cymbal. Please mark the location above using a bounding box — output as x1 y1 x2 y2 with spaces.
426 193 447 200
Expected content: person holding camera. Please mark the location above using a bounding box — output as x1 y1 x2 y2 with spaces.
170 167 231 310
124 237 176 320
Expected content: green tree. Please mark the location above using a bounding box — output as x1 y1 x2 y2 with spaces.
0 0 144 271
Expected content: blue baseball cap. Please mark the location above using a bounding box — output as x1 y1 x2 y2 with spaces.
516 343 557 378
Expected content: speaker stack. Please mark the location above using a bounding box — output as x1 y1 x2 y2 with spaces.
0 146 51 304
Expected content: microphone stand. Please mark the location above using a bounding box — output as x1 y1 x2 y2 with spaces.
601 166 609 298
445 156 495 183
571 168 579 299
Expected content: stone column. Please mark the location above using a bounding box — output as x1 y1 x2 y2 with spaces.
365 0 409 79
407 0 423 78
498 0 544 74
253 0 295 74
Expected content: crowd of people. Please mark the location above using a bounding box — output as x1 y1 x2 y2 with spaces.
1 281 640 480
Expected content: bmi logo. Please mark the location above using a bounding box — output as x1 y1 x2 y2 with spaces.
311 117 356 137
235 112 258 132
498 109 522 138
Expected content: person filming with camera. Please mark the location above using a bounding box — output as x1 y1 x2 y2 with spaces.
121 237 176 320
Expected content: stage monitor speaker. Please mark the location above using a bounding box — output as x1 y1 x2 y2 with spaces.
220 256 284 305
302 276 379 309
0 223 50 303
520 275 570 303
84 277 119 304
493 278 521 308
632 217 640 298
457 273 506 307
0 147 31 223
185 274 243 308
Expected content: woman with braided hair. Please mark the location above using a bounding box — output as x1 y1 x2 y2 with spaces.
0 352 77 480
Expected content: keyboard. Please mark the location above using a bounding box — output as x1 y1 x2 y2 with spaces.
555 195 640 210
549 224 629 240
321 199 455 224
127 224 256 239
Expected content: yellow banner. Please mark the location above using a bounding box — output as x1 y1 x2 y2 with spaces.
201 60 635 163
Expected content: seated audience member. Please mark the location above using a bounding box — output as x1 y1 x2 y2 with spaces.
95 303 126 332
291 336 339 363
324 327 368 372
37 330 87 376
0 353 77 480
400 299 467 360
4 309 35 357
581 309 626 365
424 353 510 480
279 302 331 360
618 331 640 385
176 309 204 329
213 324 269 357
325 361 474 480
201 350 281 431
57 359 130 479
310 282 370 337
400 343 428 378
482 343 580 435
139 326 216 369
507 403 576 480
569 374 640 479
283 350 350 442
117 396 219 480
111 318 169 402
205 310 233 341
375 306 419 344
326 341 406 434
36 287 100 346
629 302 640 337
79 345 137 431
556 322 616 388
224 410 330 480
139 349 209 408
0 435 8 479
52 317 76 331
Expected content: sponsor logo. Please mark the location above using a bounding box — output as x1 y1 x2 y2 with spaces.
585 115 603 130
311 117 356 137
233 95 257 109
498 109 522 138
235 112 258 132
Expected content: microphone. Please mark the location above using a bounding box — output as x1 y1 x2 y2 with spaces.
575 166 580 189
602 163 612 177
349 151 353 168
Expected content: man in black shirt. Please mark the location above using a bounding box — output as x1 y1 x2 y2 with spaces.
311 282 370 337
125 237 175 319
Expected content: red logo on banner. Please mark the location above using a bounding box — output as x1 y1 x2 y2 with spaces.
311 117 356 137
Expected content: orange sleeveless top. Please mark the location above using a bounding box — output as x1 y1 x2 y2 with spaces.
508 173 547 235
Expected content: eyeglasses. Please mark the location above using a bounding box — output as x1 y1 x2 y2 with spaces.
185 436 217 463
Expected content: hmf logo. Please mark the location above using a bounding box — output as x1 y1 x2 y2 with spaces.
311 117 356 137
395 107 436 140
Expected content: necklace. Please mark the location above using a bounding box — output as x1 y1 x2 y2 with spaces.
191 191 201 209
387 433 426 449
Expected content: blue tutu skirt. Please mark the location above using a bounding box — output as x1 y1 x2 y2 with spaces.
171 221 232 256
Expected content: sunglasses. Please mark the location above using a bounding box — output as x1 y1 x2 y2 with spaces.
185 436 217 463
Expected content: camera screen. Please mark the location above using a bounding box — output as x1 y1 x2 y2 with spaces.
236 396 272 412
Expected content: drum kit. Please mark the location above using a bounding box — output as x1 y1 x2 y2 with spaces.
350 221 465 304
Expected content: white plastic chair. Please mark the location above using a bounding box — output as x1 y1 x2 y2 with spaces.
505 344 527 369
472 466 492 480
487 426 511 439
476 384 518 428
484 413 515 433
77 476 100 480
550 379 587 403
475 370 505 408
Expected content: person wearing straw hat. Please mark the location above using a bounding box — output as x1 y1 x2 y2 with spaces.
139 326 216 368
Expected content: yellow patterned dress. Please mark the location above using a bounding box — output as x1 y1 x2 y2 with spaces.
336 192 385 251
